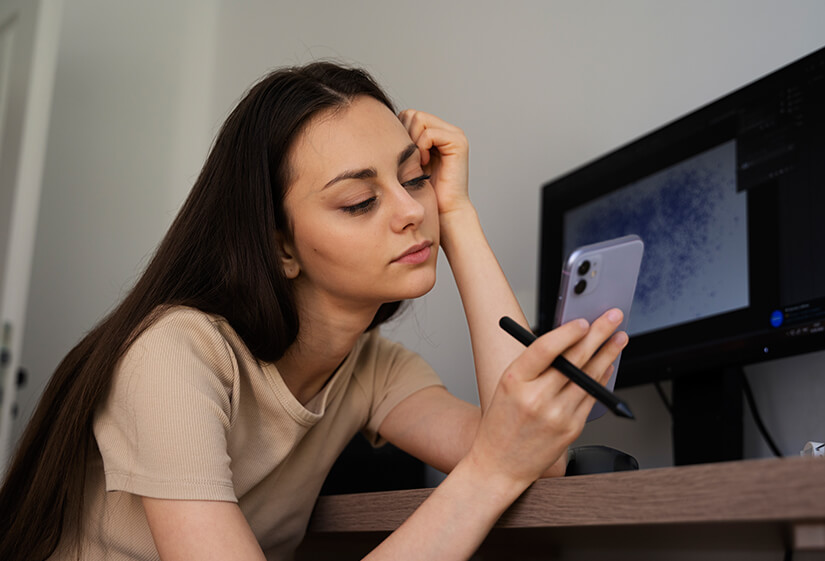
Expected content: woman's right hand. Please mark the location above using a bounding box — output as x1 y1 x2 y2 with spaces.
364 309 628 561
464 309 628 491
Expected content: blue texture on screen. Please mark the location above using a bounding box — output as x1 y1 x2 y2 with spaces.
563 140 748 334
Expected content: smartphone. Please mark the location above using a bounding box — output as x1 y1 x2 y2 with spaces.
553 235 644 421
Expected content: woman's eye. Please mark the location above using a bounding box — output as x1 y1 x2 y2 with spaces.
402 174 431 190
341 197 377 216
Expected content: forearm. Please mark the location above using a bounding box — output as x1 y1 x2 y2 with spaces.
439 207 529 410
364 455 526 561
367 271 630 559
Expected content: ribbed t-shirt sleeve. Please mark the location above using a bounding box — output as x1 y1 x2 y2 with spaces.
94 309 239 502
361 334 443 446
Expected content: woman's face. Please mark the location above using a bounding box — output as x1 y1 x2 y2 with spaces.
281 95 439 315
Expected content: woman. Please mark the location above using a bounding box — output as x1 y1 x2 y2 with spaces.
0 62 627 560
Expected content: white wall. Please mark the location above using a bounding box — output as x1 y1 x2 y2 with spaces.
12 0 825 489
13 0 219 445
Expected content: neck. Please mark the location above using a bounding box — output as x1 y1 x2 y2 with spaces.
275 291 379 405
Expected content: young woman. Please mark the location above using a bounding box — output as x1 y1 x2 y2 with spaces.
0 62 627 561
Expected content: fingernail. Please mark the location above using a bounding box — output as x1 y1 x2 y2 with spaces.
608 308 622 323
614 331 629 346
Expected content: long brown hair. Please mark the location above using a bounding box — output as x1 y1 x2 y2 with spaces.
0 61 402 561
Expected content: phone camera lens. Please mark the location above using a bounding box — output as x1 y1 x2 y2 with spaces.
578 260 591 276
574 279 587 295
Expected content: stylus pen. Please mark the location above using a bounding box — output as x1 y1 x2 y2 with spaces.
499 316 634 419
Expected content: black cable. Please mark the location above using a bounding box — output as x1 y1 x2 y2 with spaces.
739 370 783 458
653 380 673 415
652 370 783 459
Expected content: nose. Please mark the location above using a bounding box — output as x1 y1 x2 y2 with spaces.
389 184 426 232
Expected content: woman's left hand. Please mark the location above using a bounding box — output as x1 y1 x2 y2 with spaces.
398 109 471 217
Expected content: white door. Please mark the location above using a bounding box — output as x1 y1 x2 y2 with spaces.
0 0 62 472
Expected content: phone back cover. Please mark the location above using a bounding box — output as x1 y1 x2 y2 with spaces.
555 235 644 420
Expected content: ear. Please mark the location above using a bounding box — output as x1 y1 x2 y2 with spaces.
275 232 300 280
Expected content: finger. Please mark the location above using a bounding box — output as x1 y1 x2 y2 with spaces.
558 356 616 406
410 128 435 167
504 318 589 383
399 111 465 162
557 331 627 409
562 363 615 422
398 111 432 166
399 109 431 143
584 332 628 386
398 109 462 135
569 392 599 428
404 123 466 154
418 130 470 173
561 331 631 417
562 308 623 367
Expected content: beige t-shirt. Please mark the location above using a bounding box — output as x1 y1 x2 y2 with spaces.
52 306 442 561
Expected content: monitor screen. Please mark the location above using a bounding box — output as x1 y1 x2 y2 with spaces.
562 139 748 337
538 46 825 388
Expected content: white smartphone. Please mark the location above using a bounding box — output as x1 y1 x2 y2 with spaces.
553 235 644 421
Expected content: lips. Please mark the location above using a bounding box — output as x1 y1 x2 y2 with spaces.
393 241 433 265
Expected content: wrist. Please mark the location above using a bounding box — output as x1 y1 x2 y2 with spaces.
454 448 533 513
438 204 481 255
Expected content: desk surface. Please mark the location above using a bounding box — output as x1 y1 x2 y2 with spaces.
299 457 825 557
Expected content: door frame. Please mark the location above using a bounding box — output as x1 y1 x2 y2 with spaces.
0 0 63 473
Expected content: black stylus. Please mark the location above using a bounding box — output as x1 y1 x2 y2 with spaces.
499 316 634 419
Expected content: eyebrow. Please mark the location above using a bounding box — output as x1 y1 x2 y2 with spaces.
323 143 419 189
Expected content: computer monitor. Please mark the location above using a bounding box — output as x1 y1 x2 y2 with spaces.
537 46 825 465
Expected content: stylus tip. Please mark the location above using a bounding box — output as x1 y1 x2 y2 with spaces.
615 402 635 419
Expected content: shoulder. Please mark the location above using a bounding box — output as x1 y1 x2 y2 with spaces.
139 305 231 341
117 306 242 396
96 306 241 500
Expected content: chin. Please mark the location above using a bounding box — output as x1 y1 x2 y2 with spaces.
395 268 437 301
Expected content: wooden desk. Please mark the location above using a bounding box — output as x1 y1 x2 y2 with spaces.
298 457 825 559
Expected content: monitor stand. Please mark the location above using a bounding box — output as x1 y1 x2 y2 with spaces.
671 367 744 465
